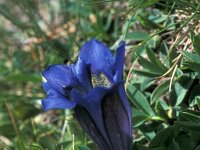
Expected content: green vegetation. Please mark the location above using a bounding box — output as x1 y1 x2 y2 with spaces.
1 0 200 149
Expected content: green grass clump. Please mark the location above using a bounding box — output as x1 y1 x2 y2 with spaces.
0 0 200 149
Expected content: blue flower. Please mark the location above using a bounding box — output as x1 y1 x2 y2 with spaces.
41 39 132 150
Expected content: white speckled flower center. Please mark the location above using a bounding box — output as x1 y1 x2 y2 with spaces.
91 73 112 88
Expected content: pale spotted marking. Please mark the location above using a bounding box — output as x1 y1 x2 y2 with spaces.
91 73 112 88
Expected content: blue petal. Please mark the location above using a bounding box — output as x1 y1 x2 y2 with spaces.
75 105 112 150
114 41 125 81
71 87 112 146
42 64 80 95
102 88 132 150
42 89 76 111
118 84 132 135
75 59 91 90
79 39 115 80
72 82 132 149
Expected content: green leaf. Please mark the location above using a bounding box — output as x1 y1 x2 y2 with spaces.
132 108 150 127
181 51 200 64
148 9 167 24
140 78 155 91
146 47 167 73
175 121 200 130
133 69 161 78
127 84 154 116
151 80 170 104
146 35 161 49
78 146 91 150
134 143 149 150
192 34 200 56
155 101 169 121
175 134 197 150
182 61 200 73
137 14 161 29
132 115 149 127
179 112 200 123
132 108 147 116
170 74 194 106
168 48 178 67
169 140 180 150
197 97 200 109
126 32 149 41
191 130 200 142
194 145 200 150
150 147 167 150
189 84 200 106
149 127 173 148
138 55 164 75
56 141 73 150
139 124 156 141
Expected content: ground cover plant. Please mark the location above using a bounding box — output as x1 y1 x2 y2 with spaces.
0 0 200 149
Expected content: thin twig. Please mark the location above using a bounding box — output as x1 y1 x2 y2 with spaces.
169 64 178 92
125 58 138 91
5 101 19 135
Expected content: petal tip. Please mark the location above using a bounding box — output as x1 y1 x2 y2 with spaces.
89 38 101 47
41 75 47 83
119 41 125 49
90 38 97 41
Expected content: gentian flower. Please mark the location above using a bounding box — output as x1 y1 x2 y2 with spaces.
41 39 132 150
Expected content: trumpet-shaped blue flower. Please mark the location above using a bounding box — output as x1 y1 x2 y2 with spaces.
41 39 132 150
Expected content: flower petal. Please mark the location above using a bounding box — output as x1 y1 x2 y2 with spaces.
114 41 125 81
71 87 112 147
79 39 115 79
102 90 132 150
75 105 112 150
42 89 76 111
42 64 80 95
75 59 91 90
71 82 131 149
118 84 132 124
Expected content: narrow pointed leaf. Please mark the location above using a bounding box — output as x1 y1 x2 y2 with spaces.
127 84 154 116
151 80 170 104
146 47 167 73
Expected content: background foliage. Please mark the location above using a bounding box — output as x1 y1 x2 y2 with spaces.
0 0 200 149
